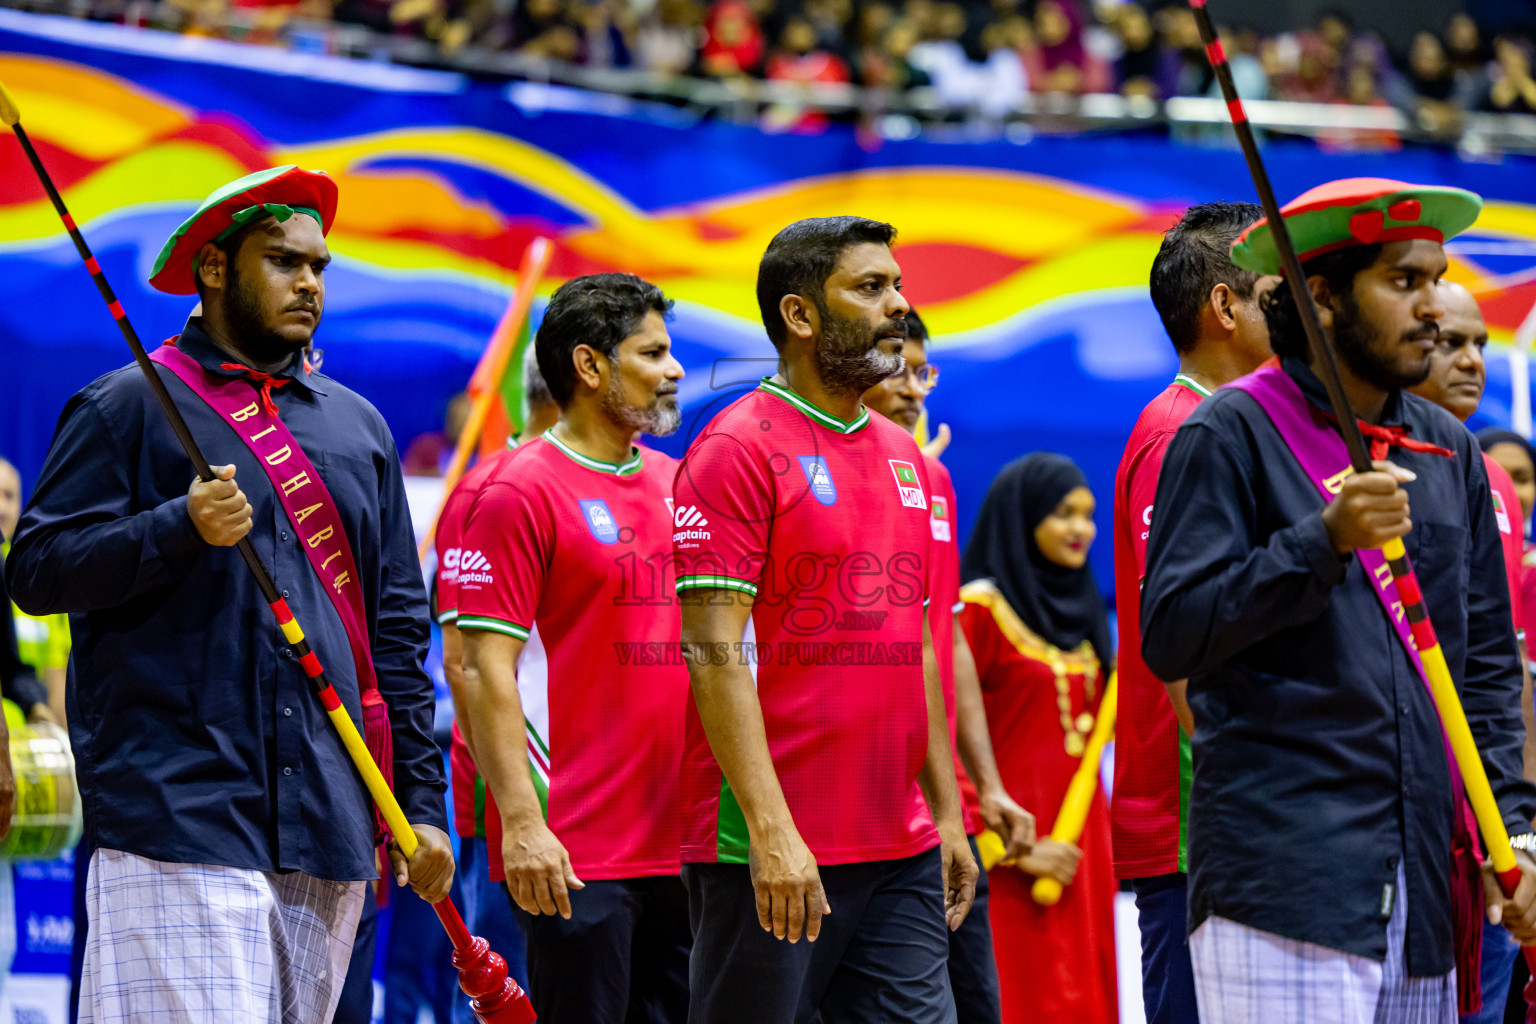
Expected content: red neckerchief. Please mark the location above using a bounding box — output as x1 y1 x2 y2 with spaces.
220 363 290 416
1324 414 1455 461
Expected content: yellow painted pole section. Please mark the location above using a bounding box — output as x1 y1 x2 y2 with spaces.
1032 673 1117 906
325 704 419 858
1380 537 1518 875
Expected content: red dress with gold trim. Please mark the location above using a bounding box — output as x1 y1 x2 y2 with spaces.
959 580 1117 1024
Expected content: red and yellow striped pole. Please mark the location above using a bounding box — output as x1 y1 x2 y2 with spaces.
1032 673 1116 906
267 598 418 860
1188 0 1533 998
0 82 535 1024
1384 537 1524 890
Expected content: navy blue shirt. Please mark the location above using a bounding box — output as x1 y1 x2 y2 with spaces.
1141 356 1535 974
0 552 46 715
6 320 446 881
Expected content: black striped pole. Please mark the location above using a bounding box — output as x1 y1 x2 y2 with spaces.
0 84 534 1024
1188 0 1536 1000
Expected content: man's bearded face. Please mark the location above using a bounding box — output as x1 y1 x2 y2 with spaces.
1333 288 1434 392
219 214 327 365
600 310 684 437
814 299 906 396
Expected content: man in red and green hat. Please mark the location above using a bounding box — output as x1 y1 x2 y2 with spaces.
1140 177 1536 1022
6 166 454 1023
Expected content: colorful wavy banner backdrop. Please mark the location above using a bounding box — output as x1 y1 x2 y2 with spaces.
3 7 1536 599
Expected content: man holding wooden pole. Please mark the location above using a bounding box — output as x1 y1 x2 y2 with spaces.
1141 178 1536 1022
5 166 453 1023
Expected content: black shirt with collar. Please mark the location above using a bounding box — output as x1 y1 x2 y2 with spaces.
0 552 47 716
5 319 446 881
1141 354 1535 973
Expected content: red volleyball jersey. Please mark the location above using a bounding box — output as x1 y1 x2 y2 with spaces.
436 446 515 840
672 379 940 866
1483 451 1525 634
1110 374 1207 879
924 454 981 835
457 435 687 881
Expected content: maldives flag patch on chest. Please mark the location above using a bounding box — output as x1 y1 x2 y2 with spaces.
889 460 926 509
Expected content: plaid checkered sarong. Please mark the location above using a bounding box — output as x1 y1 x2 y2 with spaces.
79 848 367 1024
1190 864 1455 1024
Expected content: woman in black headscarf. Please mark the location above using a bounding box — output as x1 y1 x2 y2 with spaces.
1478 428 1536 525
958 452 1117 1024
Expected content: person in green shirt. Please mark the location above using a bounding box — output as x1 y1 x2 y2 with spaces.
0 457 64 724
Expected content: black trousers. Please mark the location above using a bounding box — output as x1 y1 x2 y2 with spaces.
947 837 1001 1024
509 874 691 1024
684 846 955 1024
1131 872 1200 1024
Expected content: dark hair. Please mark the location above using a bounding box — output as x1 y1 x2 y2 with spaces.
535 273 673 407
192 217 270 303
1477 427 1536 467
1149 201 1264 354
756 217 898 351
905 308 928 346
1262 244 1383 360
523 344 554 410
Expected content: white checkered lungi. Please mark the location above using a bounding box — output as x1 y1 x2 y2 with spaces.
79 848 367 1024
1190 864 1456 1024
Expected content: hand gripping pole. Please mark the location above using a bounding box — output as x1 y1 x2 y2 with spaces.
1186 6 1534 1012
0 81 535 1024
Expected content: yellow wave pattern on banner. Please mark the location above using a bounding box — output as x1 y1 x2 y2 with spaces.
1475 202 1536 240
592 169 1147 277
0 54 191 159
0 142 251 243
329 168 506 240
7 50 1536 340
927 233 1164 334
278 128 643 233
656 167 1147 257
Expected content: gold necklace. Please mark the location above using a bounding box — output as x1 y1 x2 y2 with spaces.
1045 646 1096 757
958 579 1100 757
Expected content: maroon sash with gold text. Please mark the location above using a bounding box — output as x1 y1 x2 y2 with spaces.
1230 363 1484 1011
150 339 394 842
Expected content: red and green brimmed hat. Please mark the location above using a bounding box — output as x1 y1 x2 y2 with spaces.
1230 177 1482 276
149 165 339 295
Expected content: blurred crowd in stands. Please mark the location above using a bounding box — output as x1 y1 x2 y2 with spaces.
33 0 1536 127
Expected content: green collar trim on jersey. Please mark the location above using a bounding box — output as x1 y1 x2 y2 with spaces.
757 378 870 435
543 430 643 476
1172 373 1213 398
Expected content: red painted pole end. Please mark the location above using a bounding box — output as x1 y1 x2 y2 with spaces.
435 900 536 1022
448 933 537 1023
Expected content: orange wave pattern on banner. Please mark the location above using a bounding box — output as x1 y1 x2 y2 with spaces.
4 53 1536 342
